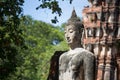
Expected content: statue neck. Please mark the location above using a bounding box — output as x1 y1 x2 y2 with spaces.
69 42 82 50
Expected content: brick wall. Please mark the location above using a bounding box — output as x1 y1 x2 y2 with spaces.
82 0 120 80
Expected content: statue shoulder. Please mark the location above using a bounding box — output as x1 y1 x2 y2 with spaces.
75 48 95 58
59 51 68 61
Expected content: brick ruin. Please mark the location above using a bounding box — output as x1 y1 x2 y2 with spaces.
82 0 120 80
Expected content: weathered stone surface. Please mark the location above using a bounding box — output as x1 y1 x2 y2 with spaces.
59 9 95 80
48 0 120 80
59 48 95 80
82 0 120 80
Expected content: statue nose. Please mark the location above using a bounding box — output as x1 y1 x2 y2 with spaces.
66 37 70 40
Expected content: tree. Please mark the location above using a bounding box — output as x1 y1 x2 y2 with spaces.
0 0 24 79
36 0 73 23
0 0 71 79
14 16 68 80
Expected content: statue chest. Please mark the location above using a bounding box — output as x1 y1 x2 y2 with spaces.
59 52 84 80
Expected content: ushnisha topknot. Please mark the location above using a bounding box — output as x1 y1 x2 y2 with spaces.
65 8 84 31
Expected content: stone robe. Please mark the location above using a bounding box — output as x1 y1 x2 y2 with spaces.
59 48 95 80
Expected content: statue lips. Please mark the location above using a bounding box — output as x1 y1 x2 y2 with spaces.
66 37 71 43
67 39 71 43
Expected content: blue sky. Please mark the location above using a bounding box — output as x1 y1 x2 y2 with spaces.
23 0 89 26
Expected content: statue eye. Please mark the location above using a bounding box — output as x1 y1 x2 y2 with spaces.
69 30 73 33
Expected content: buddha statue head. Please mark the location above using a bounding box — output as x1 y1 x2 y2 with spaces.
64 9 84 49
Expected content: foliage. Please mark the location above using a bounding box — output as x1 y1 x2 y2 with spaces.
10 16 68 80
36 0 73 23
0 0 70 79
0 0 24 79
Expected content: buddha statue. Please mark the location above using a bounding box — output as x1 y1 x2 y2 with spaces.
59 9 95 80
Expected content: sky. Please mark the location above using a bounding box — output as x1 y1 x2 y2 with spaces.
22 0 89 26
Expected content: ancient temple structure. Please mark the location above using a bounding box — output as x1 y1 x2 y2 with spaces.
82 0 120 80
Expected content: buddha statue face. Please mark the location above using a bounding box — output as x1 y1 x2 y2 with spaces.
64 24 81 45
